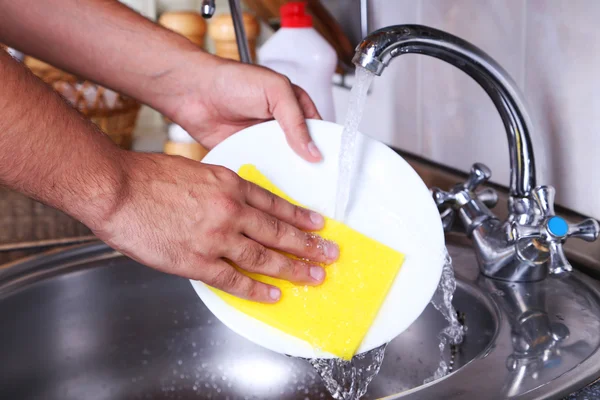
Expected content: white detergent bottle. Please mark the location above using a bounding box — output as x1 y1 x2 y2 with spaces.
258 2 337 122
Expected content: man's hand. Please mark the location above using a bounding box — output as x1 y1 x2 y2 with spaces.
0 0 337 303
95 153 339 303
162 58 324 162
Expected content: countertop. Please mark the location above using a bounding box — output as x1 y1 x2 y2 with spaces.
567 380 600 399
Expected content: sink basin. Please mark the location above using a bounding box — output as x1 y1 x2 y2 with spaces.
1 239 600 399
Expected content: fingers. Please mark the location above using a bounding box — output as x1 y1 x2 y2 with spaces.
292 84 322 120
243 179 325 231
241 208 338 264
228 238 327 285
204 259 282 303
266 75 322 162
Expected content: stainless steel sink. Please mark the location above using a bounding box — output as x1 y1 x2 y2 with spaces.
1 239 600 399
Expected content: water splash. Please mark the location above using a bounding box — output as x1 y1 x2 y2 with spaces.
310 344 387 400
424 250 465 384
334 67 375 221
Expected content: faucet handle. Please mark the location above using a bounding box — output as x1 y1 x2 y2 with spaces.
462 163 492 192
432 163 493 204
531 186 600 241
476 187 499 208
464 163 498 207
568 219 600 242
431 163 497 231
548 242 572 274
431 188 458 230
512 185 600 274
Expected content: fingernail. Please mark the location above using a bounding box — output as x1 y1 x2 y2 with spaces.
269 287 281 301
310 266 325 282
310 211 324 227
307 141 322 160
325 241 340 261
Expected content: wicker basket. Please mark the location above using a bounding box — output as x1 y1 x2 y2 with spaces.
24 57 141 150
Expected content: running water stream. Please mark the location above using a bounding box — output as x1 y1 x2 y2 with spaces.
311 67 464 399
334 67 375 221
424 251 465 384
310 344 387 400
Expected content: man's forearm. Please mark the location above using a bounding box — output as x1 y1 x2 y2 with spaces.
0 49 125 230
0 0 217 115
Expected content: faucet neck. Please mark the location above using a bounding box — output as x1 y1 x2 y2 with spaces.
353 24 536 200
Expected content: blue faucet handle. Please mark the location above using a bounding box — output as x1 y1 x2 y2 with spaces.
548 218 599 274
530 186 599 241
511 186 600 274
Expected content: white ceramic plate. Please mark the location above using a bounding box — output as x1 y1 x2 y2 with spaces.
190 119 445 359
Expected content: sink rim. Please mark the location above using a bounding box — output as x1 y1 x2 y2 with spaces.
1 240 600 400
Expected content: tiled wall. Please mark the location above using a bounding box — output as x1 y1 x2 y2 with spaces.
351 0 600 219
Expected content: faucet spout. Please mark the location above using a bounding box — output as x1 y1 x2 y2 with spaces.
353 24 536 200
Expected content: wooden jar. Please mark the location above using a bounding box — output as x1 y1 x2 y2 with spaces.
158 11 207 47
163 124 208 162
163 141 209 161
208 13 260 62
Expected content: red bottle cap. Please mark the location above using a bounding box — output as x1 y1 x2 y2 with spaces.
280 2 313 28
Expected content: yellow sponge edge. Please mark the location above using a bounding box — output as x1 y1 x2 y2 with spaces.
209 164 405 360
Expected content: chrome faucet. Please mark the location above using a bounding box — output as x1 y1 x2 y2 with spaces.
353 25 600 282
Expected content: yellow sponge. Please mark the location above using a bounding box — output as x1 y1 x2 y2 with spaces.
209 164 405 360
